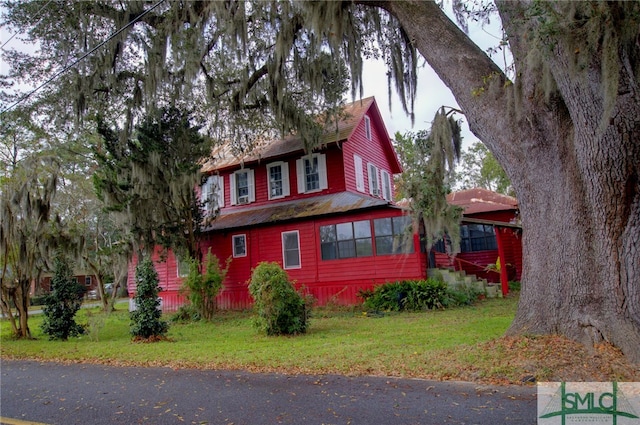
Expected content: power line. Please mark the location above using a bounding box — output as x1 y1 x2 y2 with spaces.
0 0 166 116
0 0 53 51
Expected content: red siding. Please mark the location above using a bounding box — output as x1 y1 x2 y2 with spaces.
343 112 396 198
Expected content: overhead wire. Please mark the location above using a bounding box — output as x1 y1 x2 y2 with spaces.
0 0 166 116
0 0 53 51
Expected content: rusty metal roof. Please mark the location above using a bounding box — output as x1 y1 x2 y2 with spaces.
447 188 518 215
202 97 384 172
203 191 393 231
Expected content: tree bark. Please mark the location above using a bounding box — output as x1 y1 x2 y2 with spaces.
377 0 640 361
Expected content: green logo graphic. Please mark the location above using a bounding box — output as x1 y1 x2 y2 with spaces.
539 382 639 425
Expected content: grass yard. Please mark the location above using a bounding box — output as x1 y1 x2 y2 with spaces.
1 295 638 384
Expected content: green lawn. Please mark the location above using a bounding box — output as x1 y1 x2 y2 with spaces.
1 297 520 379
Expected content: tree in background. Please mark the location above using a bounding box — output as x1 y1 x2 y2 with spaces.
93 107 210 262
41 255 85 340
0 155 61 338
395 109 463 254
3 1 639 360
456 142 512 196
130 258 168 341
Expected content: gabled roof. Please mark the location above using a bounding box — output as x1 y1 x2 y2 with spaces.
447 188 518 215
203 192 393 231
202 97 402 173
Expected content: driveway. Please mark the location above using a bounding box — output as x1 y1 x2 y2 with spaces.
0 360 536 424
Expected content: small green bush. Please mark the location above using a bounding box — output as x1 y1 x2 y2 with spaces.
363 279 452 312
179 250 229 321
41 256 85 340
248 262 308 336
130 258 168 340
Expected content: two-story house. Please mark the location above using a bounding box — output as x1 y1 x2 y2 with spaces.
128 97 427 310
127 97 523 311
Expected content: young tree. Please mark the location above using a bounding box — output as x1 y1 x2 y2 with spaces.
130 258 168 340
456 142 512 196
41 255 85 340
180 250 230 321
3 1 639 360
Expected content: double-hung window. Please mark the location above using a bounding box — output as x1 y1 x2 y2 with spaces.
201 174 225 213
380 170 392 201
282 231 301 269
364 115 372 140
230 169 255 205
232 234 247 257
267 161 290 200
296 154 327 194
368 163 380 196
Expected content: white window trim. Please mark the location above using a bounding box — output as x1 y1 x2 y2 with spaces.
202 174 225 212
176 256 189 277
364 115 372 140
282 230 301 269
232 234 247 258
266 161 290 200
368 163 380 197
296 153 327 194
230 168 255 205
381 170 392 201
354 154 365 193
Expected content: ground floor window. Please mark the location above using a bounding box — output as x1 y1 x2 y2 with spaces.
85 276 92 286
460 224 496 252
320 220 372 260
232 234 247 257
282 231 301 269
374 216 414 255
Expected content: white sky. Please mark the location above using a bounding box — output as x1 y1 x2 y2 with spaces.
1 4 507 150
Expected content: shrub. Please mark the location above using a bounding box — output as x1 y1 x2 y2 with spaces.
130 258 168 340
179 250 229 321
41 256 85 340
248 262 308 336
362 279 451 312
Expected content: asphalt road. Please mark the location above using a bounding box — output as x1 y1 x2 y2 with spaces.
0 360 537 425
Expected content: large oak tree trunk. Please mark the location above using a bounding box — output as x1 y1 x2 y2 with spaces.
377 0 640 362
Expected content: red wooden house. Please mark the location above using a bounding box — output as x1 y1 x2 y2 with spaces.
127 97 522 310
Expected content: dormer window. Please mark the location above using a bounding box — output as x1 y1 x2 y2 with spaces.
364 115 372 140
230 169 255 205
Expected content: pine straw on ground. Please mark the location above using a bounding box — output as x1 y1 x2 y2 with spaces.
433 334 640 385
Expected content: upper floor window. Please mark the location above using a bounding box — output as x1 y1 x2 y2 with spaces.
201 174 225 212
320 220 372 260
380 170 392 201
368 163 380 197
230 169 255 205
354 155 365 192
267 161 290 200
373 216 414 255
282 231 301 269
364 115 372 140
85 276 92 286
460 224 497 252
232 234 247 257
296 153 327 194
